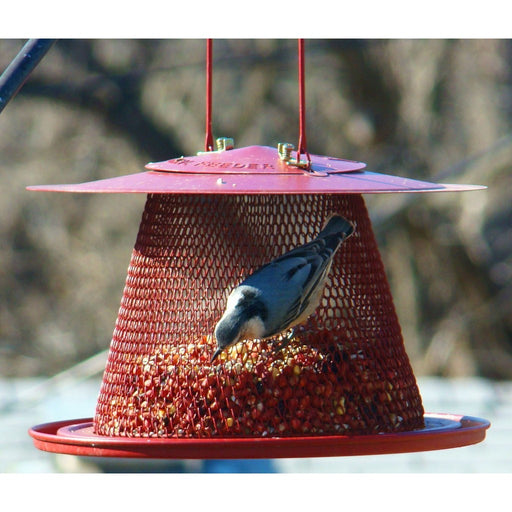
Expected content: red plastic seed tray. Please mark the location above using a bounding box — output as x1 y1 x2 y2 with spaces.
28 413 490 459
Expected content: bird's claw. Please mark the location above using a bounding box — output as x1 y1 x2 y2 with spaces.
272 329 295 354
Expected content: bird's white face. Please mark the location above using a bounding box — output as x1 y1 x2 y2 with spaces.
224 289 244 315
215 287 266 350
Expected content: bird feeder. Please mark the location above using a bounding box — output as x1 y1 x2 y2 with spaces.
28 41 489 459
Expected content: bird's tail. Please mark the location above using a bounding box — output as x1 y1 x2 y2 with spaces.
317 214 355 251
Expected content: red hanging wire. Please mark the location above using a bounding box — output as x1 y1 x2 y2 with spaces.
297 39 311 170
205 39 310 165
205 39 214 152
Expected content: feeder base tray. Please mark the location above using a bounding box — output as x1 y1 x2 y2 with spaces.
29 413 489 459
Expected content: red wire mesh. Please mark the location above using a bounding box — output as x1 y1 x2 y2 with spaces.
94 193 425 438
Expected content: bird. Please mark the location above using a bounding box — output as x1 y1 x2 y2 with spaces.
211 214 355 362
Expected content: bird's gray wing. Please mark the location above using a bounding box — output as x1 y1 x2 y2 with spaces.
254 240 334 336
276 251 332 331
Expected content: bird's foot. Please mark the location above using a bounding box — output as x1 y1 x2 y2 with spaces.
272 329 295 354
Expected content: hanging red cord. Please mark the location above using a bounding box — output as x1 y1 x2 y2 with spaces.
297 39 312 170
205 39 214 152
205 39 310 165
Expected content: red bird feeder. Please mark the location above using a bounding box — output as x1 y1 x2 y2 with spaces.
28 41 489 459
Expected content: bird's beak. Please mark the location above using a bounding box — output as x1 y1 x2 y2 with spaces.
211 346 223 363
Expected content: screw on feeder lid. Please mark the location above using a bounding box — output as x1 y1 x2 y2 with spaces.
216 137 234 151
198 137 235 155
278 141 309 169
278 142 329 176
278 142 294 163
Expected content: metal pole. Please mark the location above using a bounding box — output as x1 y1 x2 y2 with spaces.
0 39 57 114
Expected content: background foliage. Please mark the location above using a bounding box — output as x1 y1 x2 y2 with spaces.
1 39 510 379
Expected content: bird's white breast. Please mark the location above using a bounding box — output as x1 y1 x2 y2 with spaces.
241 315 266 340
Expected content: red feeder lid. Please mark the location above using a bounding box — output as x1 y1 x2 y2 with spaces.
26 145 485 195
146 145 366 174
29 413 490 459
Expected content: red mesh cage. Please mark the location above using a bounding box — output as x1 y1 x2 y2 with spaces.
94 192 425 438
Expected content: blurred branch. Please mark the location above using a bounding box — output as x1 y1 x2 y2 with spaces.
22 74 183 162
15 40 182 160
327 39 400 144
371 133 512 230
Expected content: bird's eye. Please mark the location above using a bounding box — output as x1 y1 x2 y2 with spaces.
242 289 257 300
237 290 257 308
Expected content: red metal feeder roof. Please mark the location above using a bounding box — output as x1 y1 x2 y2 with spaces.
26 145 485 195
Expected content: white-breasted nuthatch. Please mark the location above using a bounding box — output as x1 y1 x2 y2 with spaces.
211 214 355 361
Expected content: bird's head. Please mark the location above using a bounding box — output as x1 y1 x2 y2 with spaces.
211 286 267 362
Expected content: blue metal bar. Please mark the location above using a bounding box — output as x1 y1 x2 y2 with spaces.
0 39 56 114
